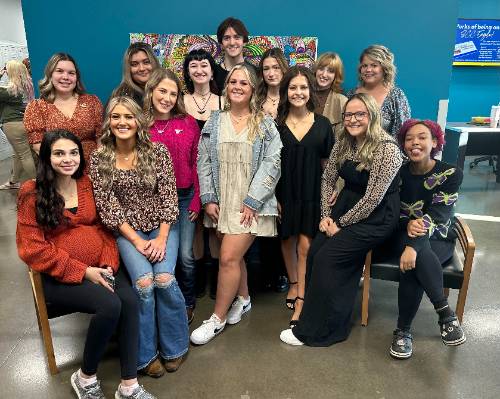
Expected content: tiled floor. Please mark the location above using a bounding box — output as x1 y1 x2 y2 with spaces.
1 157 499 399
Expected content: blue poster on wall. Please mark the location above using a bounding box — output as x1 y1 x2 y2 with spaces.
453 18 500 66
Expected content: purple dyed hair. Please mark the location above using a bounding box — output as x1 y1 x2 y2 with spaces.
398 119 445 159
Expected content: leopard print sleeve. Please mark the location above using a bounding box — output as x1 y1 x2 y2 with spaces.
320 142 340 218
338 140 402 227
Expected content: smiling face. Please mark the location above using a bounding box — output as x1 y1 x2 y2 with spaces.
51 60 77 95
130 50 153 86
360 55 384 86
262 56 283 88
404 123 437 163
287 74 310 109
227 69 253 106
315 66 335 90
109 103 138 142
188 58 213 86
50 138 81 177
221 27 244 59
343 98 370 141
152 78 178 118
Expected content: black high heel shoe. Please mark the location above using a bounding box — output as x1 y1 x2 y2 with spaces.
289 296 304 327
285 281 298 310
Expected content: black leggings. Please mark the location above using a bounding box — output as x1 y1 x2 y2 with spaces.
42 268 139 379
375 235 454 331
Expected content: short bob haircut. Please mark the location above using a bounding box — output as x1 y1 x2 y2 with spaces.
397 119 445 159
313 52 345 94
216 17 249 44
358 45 396 89
276 65 317 125
39 53 86 103
182 49 218 94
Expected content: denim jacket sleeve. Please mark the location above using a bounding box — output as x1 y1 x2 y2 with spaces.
197 112 219 206
243 116 283 211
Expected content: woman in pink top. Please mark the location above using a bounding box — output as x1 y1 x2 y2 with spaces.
144 68 201 323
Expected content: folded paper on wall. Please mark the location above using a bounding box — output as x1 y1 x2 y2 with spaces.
130 33 318 88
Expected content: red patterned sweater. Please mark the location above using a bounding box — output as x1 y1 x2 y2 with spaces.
16 176 119 283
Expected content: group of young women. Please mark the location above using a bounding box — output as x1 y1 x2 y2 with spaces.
5 15 465 399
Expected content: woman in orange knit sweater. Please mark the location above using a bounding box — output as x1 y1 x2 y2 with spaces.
16 130 156 399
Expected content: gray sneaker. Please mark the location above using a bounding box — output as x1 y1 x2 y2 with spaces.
70 370 106 399
115 385 156 399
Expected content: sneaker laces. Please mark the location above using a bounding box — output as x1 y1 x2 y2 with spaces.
84 381 105 399
202 314 221 325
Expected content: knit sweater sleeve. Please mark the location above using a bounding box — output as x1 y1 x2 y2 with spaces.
186 115 201 214
90 95 104 139
16 182 88 283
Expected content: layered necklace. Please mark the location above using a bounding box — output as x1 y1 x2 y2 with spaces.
192 90 212 115
288 111 311 129
229 111 250 126
266 95 279 106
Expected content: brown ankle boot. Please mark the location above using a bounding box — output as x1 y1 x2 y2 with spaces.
139 358 165 378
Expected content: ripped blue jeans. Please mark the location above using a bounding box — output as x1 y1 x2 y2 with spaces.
117 227 189 369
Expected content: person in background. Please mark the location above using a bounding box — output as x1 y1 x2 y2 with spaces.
375 119 465 359
214 17 257 93
347 45 410 137
190 64 282 345
0 60 36 189
90 96 188 378
17 130 156 399
112 42 160 107
276 66 334 326
313 52 347 136
280 93 402 346
183 49 224 299
144 68 201 326
23 53 103 167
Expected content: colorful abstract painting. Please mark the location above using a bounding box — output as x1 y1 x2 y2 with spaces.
130 33 317 88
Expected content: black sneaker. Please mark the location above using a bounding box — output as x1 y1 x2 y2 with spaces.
389 329 413 359
439 317 466 346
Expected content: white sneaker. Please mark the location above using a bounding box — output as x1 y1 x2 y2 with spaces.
190 313 226 345
226 295 251 325
280 328 304 346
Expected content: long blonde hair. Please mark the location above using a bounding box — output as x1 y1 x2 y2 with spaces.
358 45 396 89
223 63 265 142
38 53 86 102
5 60 34 102
336 93 388 171
96 96 157 191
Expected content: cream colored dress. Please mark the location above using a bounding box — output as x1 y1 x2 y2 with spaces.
204 113 276 236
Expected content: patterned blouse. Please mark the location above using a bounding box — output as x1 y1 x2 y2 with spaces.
320 135 403 227
399 160 463 251
23 94 103 164
89 143 179 232
346 86 411 137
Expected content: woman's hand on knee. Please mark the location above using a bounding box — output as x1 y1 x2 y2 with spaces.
147 236 167 263
240 205 258 228
205 203 220 223
399 246 417 273
407 219 427 238
84 267 114 292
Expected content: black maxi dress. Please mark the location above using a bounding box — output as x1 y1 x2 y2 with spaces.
292 137 403 346
277 114 334 239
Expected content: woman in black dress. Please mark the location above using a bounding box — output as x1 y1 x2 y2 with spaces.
280 93 403 346
276 66 334 326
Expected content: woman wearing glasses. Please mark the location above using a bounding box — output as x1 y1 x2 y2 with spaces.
347 45 410 137
280 93 403 346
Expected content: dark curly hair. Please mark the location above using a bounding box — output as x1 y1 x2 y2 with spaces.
182 49 219 94
35 130 85 230
276 65 317 125
397 119 445 159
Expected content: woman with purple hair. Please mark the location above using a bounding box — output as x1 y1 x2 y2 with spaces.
376 119 466 360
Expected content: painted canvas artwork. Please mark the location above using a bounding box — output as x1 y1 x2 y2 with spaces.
130 33 318 87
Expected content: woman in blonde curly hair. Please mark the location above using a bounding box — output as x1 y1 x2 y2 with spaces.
280 93 403 346
89 96 189 378
347 45 411 137
190 63 282 345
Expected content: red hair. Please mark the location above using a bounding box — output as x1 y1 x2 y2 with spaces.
398 119 445 158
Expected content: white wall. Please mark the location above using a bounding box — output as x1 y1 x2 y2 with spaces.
0 0 27 46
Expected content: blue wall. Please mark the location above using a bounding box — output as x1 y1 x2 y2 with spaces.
447 0 500 121
21 0 458 120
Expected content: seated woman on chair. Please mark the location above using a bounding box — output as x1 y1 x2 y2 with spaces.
377 119 466 359
16 130 156 398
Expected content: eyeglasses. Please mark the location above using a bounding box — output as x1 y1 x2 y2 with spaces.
342 112 368 121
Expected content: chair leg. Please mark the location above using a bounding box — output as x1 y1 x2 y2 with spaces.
361 251 372 326
455 287 468 324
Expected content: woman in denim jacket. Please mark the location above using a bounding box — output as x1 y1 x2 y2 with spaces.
190 63 282 345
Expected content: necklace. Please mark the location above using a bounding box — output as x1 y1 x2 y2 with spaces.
229 111 250 125
117 150 136 162
288 111 311 128
194 89 210 99
266 95 279 106
155 119 170 134
192 92 212 115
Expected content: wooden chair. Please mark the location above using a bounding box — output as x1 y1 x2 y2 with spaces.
28 268 75 374
361 217 475 326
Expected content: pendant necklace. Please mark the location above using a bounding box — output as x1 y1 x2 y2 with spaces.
266 95 279 106
289 111 311 129
155 119 170 134
230 111 250 125
192 92 212 115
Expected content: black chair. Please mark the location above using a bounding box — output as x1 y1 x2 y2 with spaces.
470 155 497 173
361 217 475 326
